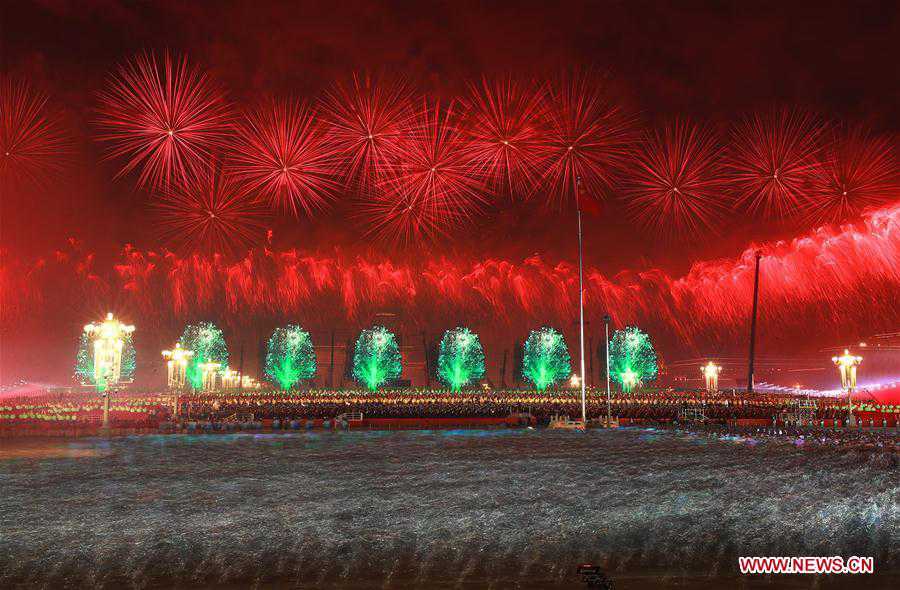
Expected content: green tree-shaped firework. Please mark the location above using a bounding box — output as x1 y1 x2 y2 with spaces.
609 326 658 393
522 327 571 391
352 326 401 391
437 327 485 391
265 325 316 389
180 322 229 389
74 332 136 391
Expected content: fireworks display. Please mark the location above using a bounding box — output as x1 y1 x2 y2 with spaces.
3 38 899 382
537 71 635 206
352 326 402 391
726 108 826 219
5 52 891 246
230 99 340 216
0 78 70 187
461 77 546 198
806 126 899 223
319 73 413 188
522 327 571 391
625 119 727 237
365 100 486 242
436 327 486 392
5 203 900 357
264 325 316 390
179 322 229 390
608 326 658 392
94 51 232 189
153 165 268 255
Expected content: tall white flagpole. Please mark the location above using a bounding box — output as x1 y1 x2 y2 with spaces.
577 178 587 427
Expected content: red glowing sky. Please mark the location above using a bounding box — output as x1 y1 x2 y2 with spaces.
3 1 898 262
1 1 899 384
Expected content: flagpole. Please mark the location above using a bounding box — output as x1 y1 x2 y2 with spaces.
604 314 611 425
577 178 587 427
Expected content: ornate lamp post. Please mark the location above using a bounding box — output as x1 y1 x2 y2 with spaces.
831 349 862 424
162 343 193 389
199 362 222 392
163 343 193 418
84 312 135 390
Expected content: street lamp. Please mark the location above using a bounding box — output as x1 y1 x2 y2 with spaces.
831 349 862 423
162 343 193 390
199 362 222 392
163 343 193 418
702 361 722 393
620 368 638 394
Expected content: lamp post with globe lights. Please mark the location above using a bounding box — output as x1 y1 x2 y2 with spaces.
831 349 862 424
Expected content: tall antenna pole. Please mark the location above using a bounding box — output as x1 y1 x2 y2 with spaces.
576 178 587 426
746 251 762 393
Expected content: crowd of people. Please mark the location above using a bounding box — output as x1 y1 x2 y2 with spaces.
0 392 168 433
2 387 898 435
178 387 900 427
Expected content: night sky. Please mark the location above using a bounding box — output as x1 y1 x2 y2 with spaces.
2 1 899 383
4 0 898 261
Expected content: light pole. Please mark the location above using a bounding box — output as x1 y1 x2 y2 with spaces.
162 343 192 418
746 251 761 393
602 314 612 425
832 349 862 424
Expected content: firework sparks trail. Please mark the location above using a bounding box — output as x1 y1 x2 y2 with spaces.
624 119 728 238
230 98 340 216
94 51 232 189
726 108 827 219
363 100 487 243
461 77 547 199
4 203 899 351
319 73 415 188
153 165 268 255
536 70 635 207
804 126 899 223
0 77 71 187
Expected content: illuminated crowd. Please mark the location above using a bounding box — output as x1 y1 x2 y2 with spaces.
180 388 900 425
3 387 897 433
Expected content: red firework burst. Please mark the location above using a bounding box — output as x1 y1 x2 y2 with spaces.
804 126 899 223
229 99 340 216
536 71 635 206
364 101 486 243
319 73 414 187
153 166 268 255
460 77 547 198
95 52 232 189
0 77 70 186
624 119 728 237
726 108 827 218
